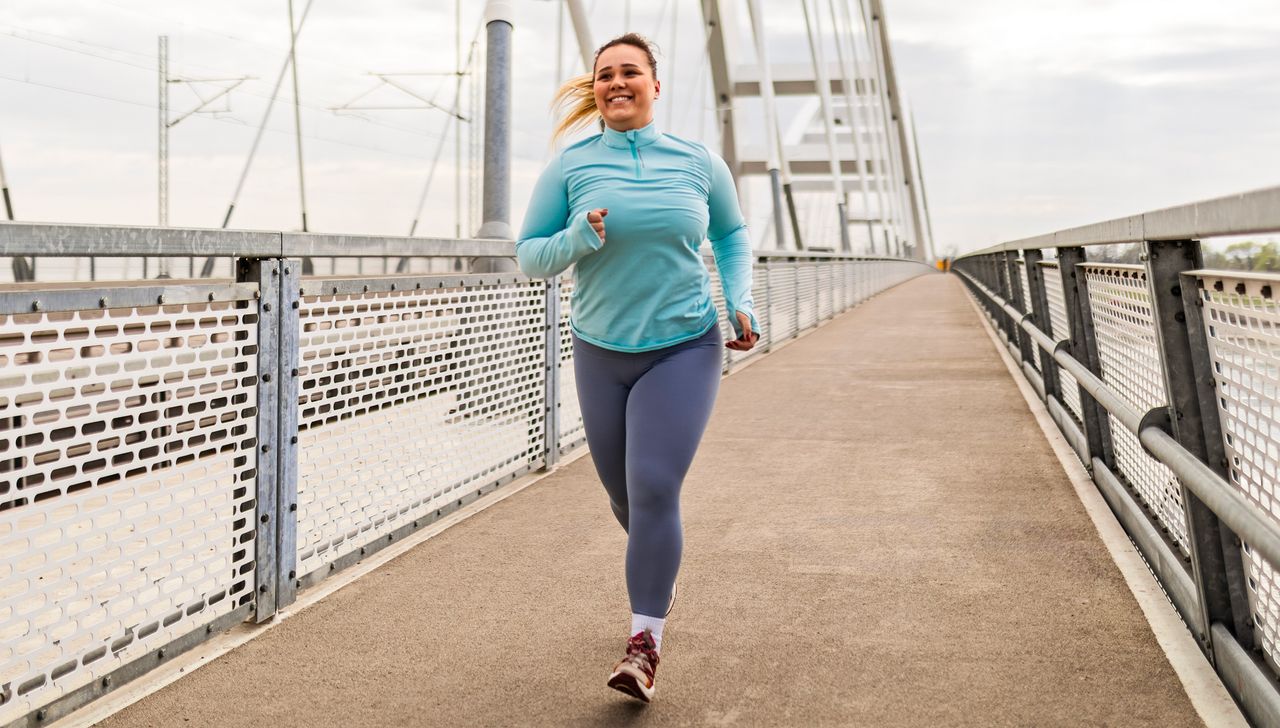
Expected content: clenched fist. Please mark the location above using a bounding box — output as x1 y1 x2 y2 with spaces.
587 208 608 244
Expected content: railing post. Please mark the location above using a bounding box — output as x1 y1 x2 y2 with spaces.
543 276 562 471
1005 251 1036 368
1057 246 1115 470
988 255 1004 332
763 257 774 351
276 259 301 610
1023 249 1060 403
793 258 801 337
995 252 1016 345
238 256 283 623
1145 239 1255 656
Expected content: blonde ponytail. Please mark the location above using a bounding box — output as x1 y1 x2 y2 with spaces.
551 72 598 143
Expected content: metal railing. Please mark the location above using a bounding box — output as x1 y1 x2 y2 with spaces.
954 184 1280 727
0 221 932 727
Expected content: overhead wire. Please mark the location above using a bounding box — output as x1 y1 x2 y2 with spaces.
0 25 451 141
0 72 433 161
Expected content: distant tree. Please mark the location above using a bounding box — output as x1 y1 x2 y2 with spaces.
1088 244 1142 264
1224 241 1260 270
1253 242 1280 272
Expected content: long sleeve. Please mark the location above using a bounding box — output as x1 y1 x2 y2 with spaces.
516 154 602 279
705 149 758 338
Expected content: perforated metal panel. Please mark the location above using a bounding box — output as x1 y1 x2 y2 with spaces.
818 265 835 321
798 265 819 330
1017 259 1032 315
1084 264 1189 555
749 266 772 355
0 290 259 722
557 276 585 454
293 276 547 579
1196 272 1280 674
1040 261 1084 423
768 262 799 341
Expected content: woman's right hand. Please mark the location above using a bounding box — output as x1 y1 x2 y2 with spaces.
587 208 608 244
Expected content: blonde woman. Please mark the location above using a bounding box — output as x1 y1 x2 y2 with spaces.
517 33 757 702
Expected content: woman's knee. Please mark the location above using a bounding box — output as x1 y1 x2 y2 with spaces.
626 463 682 515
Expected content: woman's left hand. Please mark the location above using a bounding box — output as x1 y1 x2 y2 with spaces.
725 311 759 351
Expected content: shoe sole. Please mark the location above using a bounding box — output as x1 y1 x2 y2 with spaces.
607 671 654 703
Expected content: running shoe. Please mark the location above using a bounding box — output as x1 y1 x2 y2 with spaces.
607 629 660 702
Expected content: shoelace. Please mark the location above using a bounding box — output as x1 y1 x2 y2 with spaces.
624 631 660 676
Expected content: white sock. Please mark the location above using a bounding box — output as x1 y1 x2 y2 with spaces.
631 613 666 651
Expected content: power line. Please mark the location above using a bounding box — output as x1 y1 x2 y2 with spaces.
89 0 424 81
1 26 457 144
0 72 435 161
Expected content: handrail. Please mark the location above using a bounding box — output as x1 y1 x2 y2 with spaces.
958 269 1280 571
0 221 928 263
960 184 1280 255
954 251 1280 727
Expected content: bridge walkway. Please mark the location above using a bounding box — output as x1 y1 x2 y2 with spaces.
92 275 1208 727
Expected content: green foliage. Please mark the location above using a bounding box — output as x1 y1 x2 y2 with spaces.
1204 241 1280 272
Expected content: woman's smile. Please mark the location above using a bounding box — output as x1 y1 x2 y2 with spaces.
593 44 659 131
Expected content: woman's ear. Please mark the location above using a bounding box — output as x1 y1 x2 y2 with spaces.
653 79 660 99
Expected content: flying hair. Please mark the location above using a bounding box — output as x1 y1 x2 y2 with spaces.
552 33 659 142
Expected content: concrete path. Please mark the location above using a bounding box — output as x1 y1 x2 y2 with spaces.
98 275 1203 727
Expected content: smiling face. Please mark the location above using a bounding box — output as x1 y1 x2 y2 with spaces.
593 44 660 132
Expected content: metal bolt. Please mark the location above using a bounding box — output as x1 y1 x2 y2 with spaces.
260 514 269 523
291 368 299 376
158 648 166 659
361 547 367 555
289 503 297 512
31 301 41 312
36 709 47 721
263 302 271 312
102 675 112 687
261 444 270 453
157 295 166 305
207 625 214 634
363 284 369 292
391 283 397 290
99 297 108 308
284 267 291 275
208 293 216 302
288 570 296 579
290 435 298 444
259 584 268 593
292 301 299 309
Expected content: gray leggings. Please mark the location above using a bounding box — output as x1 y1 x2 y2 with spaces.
572 326 723 618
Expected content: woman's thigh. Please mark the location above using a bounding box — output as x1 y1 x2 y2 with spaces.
624 339 723 504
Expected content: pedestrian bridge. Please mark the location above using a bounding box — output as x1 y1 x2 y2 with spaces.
4 184 1280 727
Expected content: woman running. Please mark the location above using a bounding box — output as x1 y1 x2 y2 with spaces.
516 32 758 703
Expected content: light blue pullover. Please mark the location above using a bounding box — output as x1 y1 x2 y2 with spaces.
516 121 757 353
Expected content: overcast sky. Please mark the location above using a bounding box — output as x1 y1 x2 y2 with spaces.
1 0 1277 254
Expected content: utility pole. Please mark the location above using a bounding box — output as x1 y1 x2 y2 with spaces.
455 0 463 238
287 0 309 233
157 35 251 278
158 36 169 229
218 0 312 232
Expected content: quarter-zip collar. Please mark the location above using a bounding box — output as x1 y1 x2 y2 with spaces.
600 120 662 150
